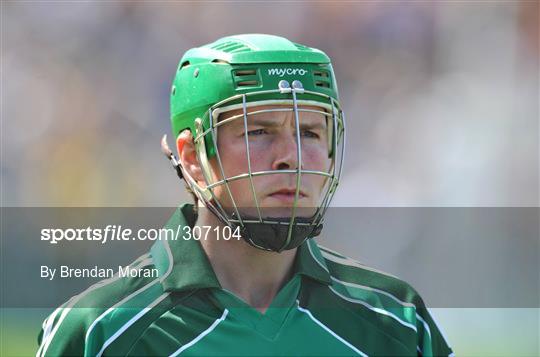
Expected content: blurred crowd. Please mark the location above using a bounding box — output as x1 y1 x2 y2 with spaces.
3 1 538 207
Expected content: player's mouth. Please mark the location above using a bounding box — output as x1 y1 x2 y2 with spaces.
267 188 307 203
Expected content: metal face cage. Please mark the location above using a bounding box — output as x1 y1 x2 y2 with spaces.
188 81 345 252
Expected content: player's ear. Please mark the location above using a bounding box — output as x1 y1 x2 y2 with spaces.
176 130 205 183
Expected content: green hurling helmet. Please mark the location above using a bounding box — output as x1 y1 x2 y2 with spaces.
167 34 345 252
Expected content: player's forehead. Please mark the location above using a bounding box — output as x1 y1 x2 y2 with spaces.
219 104 328 124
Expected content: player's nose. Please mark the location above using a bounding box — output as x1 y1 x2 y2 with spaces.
271 131 300 171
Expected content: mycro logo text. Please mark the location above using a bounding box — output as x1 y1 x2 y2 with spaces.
268 68 308 77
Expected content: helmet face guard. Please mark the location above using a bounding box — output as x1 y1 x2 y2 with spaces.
169 34 345 252
191 83 345 252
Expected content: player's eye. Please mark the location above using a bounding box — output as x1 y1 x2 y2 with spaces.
245 128 267 136
301 130 320 139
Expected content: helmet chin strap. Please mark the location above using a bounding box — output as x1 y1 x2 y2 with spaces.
230 213 324 252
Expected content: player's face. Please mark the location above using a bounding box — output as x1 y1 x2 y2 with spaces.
208 104 332 218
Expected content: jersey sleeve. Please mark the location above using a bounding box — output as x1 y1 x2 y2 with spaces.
414 300 454 356
36 306 88 357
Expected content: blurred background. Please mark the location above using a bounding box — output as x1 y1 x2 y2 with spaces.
1 1 538 356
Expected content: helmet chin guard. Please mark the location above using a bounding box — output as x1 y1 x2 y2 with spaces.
232 213 324 252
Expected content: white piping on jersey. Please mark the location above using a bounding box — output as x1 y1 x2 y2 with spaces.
296 300 368 356
41 304 62 332
319 247 399 280
330 280 435 357
307 241 415 312
37 254 151 357
37 305 73 357
306 239 330 273
40 310 57 342
95 292 170 357
329 281 432 356
306 241 436 355
40 294 78 340
85 259 159 351
415 312 432 340
315 244 347 258
169 309 229 357
329 286 418 333
330 276 416 308
160 238 175 283
308 240 397 281
37 295 77 357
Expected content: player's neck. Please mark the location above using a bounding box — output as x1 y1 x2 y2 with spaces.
195 206 297 314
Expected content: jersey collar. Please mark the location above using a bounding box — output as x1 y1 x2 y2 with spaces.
151 204 332 292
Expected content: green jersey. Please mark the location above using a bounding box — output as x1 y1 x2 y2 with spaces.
37 204 453 356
